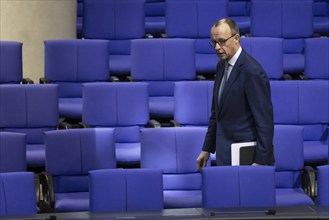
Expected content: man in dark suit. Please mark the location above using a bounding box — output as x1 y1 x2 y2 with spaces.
197 18 275 168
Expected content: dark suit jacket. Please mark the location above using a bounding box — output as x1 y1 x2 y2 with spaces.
202 49 275 166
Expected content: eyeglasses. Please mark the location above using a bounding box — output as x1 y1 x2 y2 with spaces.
209 34 236 48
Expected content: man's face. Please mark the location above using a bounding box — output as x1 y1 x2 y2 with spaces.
210 23 239 61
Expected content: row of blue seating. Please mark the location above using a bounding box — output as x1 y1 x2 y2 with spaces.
77 0 329 37
76 0 329 76
0 80 328 169
1 126 328 216
1 37 328 121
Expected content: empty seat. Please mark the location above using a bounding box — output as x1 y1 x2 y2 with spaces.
43 128 116 212
313 0 329 36
240 37 284 80
273 125 314 206
317 165 329 206
83 0 146 76
0 84 59 169
304 37 329 80
82 82 152 166
174 81 214 127
298 80 329 164
202 166 276 208
0 132 26 172
131 38 196 118
165 0 228 77
251 0 314 76
0 172 37 217
141 127 209 208
145 0 166 36
227 0 251 35
0 41 32 84
89 168 163 212
43 39 110 120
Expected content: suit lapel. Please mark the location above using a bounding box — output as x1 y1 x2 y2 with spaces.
218 50 246 115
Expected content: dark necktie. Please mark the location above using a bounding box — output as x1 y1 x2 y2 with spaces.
218 62 230 105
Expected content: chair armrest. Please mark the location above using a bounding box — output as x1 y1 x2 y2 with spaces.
169 120 181 127
302 166 316 201
146 119 161 128
39 77 51 84
78 122 90 128
21 78 34 84
161 33 168 38
126 76 136 82
58 121 73 129
39 172 55 210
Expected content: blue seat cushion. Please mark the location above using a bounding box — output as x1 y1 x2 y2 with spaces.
163 190 201 209
276 188 314 206
55 192 89 212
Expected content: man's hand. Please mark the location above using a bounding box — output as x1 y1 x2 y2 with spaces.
196 151 210 171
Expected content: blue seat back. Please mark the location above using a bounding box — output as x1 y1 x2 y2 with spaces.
0 172 37 216
89 168 163 212
44 39 110 98
45 128 116 193
174 81 214 126
0 132 26 172
0 41 23 84
317 165 329 206
202 166 276 208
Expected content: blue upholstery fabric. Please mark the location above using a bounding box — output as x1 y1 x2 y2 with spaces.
304 37 329 80
273 125 314 206
251 0 313 74
165 0 227 76
82 82 149 166
240 37 284 80
0 84 59 167
0 172 37 216
271 80 329 164
83 0 145 75
174 81 213 127
44 39 109 119
313 0 329 35
227 0 251 34
299 81 329 163
145 0 165 35
89 168 163 212
202 166 276 208
131 38 196 118
141 127 209 208
0 132 26 172
317 165 329 206
44 128 116 212
0 41 23 84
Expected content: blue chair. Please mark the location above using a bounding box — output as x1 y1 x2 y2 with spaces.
299 81 329 164
0 84 59 169
43 39 110 120
131 38 196 118
202 166 276 208
0 41 32 84
77 0 84 38
89 168 163 212
304 37 329 80
0 132 26 172
43 128 116 212
313 0 329 36
0 172 37 217
251 0 314 76
145 0 165 36
165 0 228 77
273 125 314 206
317 165 329 206
227 0 251 35
82 82 153 167
83 0 146 76
240 37 284 80
174 81 214 128
141 127 209 208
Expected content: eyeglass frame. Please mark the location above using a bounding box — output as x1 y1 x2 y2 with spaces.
209 34 237 48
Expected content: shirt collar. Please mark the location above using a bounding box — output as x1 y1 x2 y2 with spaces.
228 46 242 67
